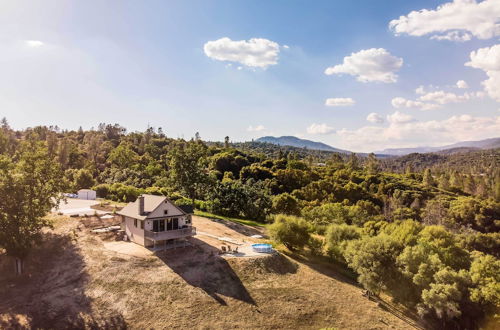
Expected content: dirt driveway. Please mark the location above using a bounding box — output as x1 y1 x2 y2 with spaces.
53 198 105 216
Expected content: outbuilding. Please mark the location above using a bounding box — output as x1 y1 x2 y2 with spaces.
77 189 96 200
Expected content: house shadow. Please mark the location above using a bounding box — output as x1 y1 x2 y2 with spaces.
0 232 127 329
156 238 256 306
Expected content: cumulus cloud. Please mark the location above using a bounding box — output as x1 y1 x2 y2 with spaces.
456 80 468 89
325 97 355 107
366 112 384 124
418 90 482 104
247 125 265 132
389 0 500 41
337 114 500 152
307 123 335 135
203 37 280 68
325 48 403 83
387 111 414 124
415 85 426 95
466 44 500 101
25 40 44 47
391 97 440 111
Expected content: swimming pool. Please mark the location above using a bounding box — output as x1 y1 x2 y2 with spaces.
252 243 273 253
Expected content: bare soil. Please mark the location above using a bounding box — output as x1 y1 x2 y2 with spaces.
0 215 420 329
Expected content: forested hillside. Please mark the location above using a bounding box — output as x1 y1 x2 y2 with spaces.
0 119 499 329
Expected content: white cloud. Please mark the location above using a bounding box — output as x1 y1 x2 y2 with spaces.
387 111 414 124
25 40 44 47
325 97 355 107
307 123 335 135
203 37 280 68
389 0 500 41
415 85 426 94
391 97 440 111
418 90 481 104
247 125 265 132
325 48 403 83
466 44 500 101
430 31 472 42
456 80 468 89
283 45 290 49
337 114 500 152
366 112 384 124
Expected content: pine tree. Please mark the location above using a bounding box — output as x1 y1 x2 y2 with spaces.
422 168 434 187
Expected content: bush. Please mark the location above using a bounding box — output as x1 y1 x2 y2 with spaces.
269 214 311 251
272 193 300 215
325 224 361 262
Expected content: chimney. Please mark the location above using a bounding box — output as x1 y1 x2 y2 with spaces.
138 195 145 215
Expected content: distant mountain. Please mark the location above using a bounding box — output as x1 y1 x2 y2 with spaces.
375 137 500 156
255 136 351 153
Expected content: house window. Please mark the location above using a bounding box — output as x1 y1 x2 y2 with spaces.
140 221 144 229
164 209 168 215
134 219 137 227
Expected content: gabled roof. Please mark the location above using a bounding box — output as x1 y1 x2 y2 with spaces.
117 194 186 220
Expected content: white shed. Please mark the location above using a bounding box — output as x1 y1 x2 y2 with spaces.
78 189 96 200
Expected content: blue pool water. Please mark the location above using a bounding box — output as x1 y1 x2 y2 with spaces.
252 243 273 253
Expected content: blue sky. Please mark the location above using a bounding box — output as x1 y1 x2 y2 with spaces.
1 0 499 152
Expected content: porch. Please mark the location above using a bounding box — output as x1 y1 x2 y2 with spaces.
144 226 196 241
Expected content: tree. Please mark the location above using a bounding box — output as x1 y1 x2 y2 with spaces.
0 139 65 274
469 252 500 308
423 168 435 187
366 153 380 175
344 234 404 295
168 141 210 203
269 214 311 251
74 169 95 190
272 193 300 215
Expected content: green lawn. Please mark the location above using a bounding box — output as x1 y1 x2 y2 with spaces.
194 210 267 228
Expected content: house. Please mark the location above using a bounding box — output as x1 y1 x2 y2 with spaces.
78 189 96 200
117 194 195 248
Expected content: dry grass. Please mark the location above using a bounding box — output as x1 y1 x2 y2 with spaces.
0 215 420 329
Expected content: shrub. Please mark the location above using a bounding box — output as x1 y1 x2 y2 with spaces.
269 214 311 251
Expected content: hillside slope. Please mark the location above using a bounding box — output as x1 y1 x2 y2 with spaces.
0 216 418 329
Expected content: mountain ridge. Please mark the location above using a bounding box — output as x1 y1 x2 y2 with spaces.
375 137 500 156
255 136 351 153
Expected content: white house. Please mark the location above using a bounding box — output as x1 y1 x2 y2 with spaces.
77 189 96 200
117 194 195 248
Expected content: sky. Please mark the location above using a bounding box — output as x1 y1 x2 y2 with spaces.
1 0 499 152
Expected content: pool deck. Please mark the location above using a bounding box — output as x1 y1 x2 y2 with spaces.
221 244 276 258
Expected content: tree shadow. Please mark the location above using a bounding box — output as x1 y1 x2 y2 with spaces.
281 251 427 330
0 232 127 329
156 238 256 306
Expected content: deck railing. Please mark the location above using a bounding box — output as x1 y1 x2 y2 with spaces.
144 226 196 241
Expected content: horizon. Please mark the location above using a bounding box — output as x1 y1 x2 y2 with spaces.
1 0 500 152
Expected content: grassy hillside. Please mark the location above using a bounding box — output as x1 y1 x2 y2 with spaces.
0 216 420 329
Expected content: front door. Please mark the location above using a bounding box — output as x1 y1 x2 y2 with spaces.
173 218 179 230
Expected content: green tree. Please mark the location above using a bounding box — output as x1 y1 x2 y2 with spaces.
272 193 300 215
366 153 380 175
0 139 66 274
269 214 311 251
469 252 500 308
74 168 95 190
423 168 435 187
344 234 404 295
168 141 210 203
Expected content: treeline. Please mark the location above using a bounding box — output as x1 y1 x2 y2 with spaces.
0 119 498 327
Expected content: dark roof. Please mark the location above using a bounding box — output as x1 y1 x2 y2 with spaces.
178 205 194 214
